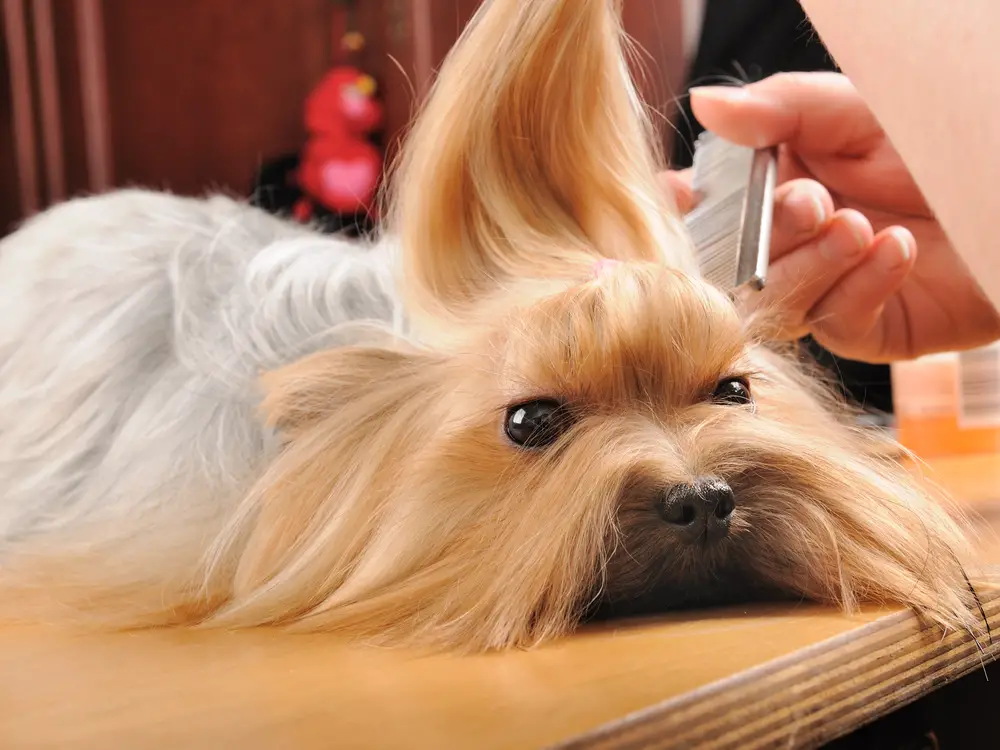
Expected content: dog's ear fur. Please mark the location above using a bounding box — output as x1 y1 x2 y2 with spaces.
211 345 454 618
389 0 694 331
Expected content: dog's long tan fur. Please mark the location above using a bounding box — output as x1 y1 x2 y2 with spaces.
0 0 986 652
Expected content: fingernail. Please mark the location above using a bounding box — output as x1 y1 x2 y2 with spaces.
876 229 914 272
689 85 751 103
820 220 867 261
892 228 913 263
785 186 827 232
849 223 868 253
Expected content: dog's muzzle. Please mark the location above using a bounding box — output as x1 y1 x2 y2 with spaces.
657 477 735 544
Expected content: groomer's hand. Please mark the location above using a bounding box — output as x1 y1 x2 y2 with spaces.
663 72 1000 363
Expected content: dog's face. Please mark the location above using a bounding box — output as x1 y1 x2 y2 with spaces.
210 262 974 651
424 263 774 619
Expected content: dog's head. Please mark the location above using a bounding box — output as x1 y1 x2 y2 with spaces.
205 0 978 649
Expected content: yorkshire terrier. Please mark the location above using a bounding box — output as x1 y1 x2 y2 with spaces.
0 0 983 651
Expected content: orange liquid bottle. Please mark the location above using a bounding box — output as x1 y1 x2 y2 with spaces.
891 343 1000 459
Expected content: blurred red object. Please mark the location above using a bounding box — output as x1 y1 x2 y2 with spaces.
295 66 383 222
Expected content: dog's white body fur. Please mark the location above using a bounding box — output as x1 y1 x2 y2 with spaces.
0 190 401 577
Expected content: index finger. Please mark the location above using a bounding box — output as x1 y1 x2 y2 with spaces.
690 72 885 157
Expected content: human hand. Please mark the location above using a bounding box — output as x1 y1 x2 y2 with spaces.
666 72 1000 363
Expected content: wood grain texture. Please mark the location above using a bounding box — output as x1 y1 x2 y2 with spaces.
0 2 25 232
0 461 996 750
0 603 901 750
356 0 481 163
96 0 331 195
620 0 686 156
2 0 694 228
560 577 1000 750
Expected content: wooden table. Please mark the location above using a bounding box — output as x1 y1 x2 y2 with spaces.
2 455 998 750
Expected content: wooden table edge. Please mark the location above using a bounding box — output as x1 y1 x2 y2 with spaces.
554 570 1000 750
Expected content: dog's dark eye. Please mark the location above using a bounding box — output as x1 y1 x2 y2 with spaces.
504 399 570 448
712 378 752 406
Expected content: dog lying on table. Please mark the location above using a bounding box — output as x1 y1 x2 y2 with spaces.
0 0 981 651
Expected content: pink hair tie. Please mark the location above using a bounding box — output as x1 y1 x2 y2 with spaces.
592 258 621 278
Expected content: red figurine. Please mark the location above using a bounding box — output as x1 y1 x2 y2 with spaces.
294 66 384 223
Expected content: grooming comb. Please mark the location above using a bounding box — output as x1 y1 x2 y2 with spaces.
684 131 777 292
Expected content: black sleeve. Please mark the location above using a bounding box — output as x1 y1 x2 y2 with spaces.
673 0 892 415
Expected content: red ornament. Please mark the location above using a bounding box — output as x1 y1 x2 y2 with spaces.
296 66 383 218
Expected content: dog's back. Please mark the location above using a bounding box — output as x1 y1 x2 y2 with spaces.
0 190 401 581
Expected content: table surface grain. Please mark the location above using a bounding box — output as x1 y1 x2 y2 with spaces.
1 454 998 750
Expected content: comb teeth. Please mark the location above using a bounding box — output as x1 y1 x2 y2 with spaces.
683 131 776 292
687 190 744 289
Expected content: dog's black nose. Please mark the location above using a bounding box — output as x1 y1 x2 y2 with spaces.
658 477 735 544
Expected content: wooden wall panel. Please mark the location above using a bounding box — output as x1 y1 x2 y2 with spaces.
49 1 89 200
2 0 684 232
354 0 480 163
0 5 24 232
94 0 331 196
621 1 686 156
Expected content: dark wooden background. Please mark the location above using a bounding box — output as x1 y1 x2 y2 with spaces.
1 0 684 234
